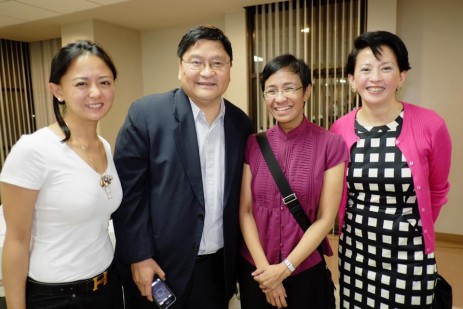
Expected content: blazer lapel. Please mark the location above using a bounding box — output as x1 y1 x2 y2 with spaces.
172 89 205 207
222 103 240 207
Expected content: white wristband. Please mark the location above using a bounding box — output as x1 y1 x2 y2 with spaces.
283 258 295 273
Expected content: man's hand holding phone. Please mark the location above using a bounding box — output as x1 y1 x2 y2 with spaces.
131 258 165 302
152 275 176 308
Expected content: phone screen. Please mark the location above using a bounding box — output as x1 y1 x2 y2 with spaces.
151 276 176 309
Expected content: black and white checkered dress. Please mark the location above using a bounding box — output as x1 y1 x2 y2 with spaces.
339 112 437 308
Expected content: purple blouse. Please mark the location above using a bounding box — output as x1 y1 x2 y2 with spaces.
240 118 348 275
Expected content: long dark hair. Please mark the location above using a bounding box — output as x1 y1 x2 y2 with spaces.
49 40 117 142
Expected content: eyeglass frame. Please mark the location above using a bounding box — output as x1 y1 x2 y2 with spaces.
181 59 230 71
262 86 304 99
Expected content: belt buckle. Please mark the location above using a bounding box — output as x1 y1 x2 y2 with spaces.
92 271 108 291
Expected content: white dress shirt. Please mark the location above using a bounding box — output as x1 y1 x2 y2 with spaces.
190 99 225 255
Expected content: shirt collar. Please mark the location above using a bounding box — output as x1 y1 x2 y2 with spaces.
189 99 226 122
276 116 309 139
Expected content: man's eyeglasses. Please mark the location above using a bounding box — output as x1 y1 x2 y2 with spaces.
263 86 303 99
181 59 230 71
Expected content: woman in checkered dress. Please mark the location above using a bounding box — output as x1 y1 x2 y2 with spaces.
330 31 452 308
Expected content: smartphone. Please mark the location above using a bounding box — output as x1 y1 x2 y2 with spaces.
151 276 176 309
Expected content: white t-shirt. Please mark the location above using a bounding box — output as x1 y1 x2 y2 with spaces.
0 127 122 283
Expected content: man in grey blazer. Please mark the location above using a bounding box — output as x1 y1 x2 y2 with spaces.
112 25 252 309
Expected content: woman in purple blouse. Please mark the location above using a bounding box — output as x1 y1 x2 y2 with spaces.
238 54 348 308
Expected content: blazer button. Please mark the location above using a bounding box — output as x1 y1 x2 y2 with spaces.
193 245 199 253
198 214 204 221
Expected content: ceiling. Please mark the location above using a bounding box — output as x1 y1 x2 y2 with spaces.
0 0 281 42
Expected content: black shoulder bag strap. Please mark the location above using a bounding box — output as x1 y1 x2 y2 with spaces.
255 131 325 259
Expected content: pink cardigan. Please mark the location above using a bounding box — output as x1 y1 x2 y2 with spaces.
330 102 452 253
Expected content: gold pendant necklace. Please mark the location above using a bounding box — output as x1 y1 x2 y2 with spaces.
73 136 113 199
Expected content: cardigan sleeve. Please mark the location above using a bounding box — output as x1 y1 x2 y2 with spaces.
428 117 452 221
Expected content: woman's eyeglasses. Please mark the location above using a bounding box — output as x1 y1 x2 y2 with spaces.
263 86 303 99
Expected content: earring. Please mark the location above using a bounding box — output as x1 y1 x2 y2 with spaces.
58 98 63 102
351 86 357 93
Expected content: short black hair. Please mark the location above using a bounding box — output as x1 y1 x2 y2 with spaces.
261 54 312 91
346 31 411 75
177 25 233 63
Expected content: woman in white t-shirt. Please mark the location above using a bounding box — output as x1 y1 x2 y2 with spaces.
0 40 123 309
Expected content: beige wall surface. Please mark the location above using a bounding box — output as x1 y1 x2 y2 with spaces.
224 11 249 115
397 0 463 235
92 21 143 149
367 0 397 33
